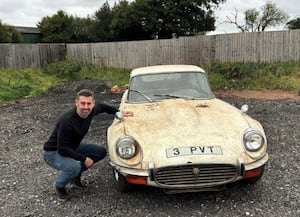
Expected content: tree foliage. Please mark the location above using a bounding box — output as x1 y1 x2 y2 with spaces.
287 18 300 29
37 0 226 42
37 10 94 43
111 0 225 39
110 0 150 41
37 10 74 42
226 2 289 32
70 17 95 42
92 2 114 41
0 21 22 43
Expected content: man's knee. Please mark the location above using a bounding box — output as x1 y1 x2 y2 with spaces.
98 146 107 157
65 161 82 177
92 146 107 162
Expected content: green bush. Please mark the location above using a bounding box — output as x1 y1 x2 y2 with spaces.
0 68 59 103
205 61 259 79
42 59 83 80
0 84 32 101
42 60 131 86
205 61 300 92
207 73 228 89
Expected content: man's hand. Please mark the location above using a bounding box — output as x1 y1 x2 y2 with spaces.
84 157 94 168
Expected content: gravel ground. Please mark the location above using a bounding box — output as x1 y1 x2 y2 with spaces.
0 80 299 217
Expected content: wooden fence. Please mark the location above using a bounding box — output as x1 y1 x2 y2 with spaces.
215 30 300 62
0 43 65 68
66 36 215 68
1 30 300 69
68 29 300 68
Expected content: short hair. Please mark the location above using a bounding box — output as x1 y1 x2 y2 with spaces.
76 89 94 99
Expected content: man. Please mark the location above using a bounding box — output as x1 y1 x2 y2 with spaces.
43 89 118 201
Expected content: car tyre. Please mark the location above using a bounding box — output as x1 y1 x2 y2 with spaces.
113 169 132 192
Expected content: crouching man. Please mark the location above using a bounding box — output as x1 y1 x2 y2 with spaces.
43 89 118 201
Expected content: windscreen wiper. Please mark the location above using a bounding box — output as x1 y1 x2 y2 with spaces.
129 89 153 102
154 94 195 100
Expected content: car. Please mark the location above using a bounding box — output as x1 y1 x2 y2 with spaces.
107 64 269 193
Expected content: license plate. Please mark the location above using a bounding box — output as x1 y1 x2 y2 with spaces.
166 146 223 158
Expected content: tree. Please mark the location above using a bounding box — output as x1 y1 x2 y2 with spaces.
36 0 226 42
226 2 289 32
37 10 75 43
37 10 95 43
287 18 300 29
0 21 22 43
109 0 225 40
92 2 114 42
71 17 95 42
110 0 149 41
133 0 226 38
245 9 260 32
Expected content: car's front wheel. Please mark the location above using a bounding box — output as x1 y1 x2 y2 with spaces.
112 169 132 192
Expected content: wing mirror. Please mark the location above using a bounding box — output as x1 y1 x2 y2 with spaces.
241 104 248 113
115 111 124 120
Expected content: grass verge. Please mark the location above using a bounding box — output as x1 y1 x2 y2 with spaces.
0 60 299 104
204 61 300 92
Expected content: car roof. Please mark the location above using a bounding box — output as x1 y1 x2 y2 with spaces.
130 65 206 77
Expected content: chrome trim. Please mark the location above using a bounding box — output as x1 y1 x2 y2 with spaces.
115 135 138 159
244 153 269 171
243 128 265 152
153 164 238 188
238 158 245 176
109 161 149 177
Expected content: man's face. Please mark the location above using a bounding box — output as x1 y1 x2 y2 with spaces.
75 96 95 118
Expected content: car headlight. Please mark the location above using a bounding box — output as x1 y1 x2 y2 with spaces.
116 136 138 159
243 128 265 151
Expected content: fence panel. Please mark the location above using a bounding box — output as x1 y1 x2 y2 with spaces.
215 30 300 63
1 30 300 69
0 43 65 69
67 36 216 68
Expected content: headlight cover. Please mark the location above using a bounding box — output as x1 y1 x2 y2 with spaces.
243 128 265 152
116 136 138 159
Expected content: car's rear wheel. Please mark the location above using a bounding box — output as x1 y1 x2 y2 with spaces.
112 169 132 192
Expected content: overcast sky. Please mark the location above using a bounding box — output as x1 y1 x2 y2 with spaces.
0 0 299 35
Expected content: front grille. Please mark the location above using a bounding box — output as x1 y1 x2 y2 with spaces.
154 164 237 187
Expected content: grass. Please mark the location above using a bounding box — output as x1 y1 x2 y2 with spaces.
0 60 131 103
41 60 131 85
0 59 299 104
204 61 300 92
0 68 59 102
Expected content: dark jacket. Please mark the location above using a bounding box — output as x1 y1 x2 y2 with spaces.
44 103 117 162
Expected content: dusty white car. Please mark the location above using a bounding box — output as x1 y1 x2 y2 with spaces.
107 65 268 193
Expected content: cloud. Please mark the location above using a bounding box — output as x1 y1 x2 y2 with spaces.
0 0 114 26
0 0 298 32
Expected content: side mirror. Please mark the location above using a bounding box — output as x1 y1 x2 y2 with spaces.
241 104 248 113
115 111 124 120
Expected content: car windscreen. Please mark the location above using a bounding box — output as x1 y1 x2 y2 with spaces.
127 71 214 103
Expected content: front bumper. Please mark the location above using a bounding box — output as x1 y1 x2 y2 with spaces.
110 153 268 191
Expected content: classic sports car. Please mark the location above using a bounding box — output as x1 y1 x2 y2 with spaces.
107 65 268 193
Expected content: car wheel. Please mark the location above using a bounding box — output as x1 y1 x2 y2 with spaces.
112 169 132 192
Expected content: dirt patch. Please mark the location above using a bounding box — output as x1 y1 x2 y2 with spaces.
214 89 300 101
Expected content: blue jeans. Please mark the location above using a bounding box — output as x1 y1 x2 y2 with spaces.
43 143 106 188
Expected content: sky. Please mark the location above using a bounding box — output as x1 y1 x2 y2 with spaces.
0 0 299 35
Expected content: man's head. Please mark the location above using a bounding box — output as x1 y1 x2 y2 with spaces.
75 89 95 118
